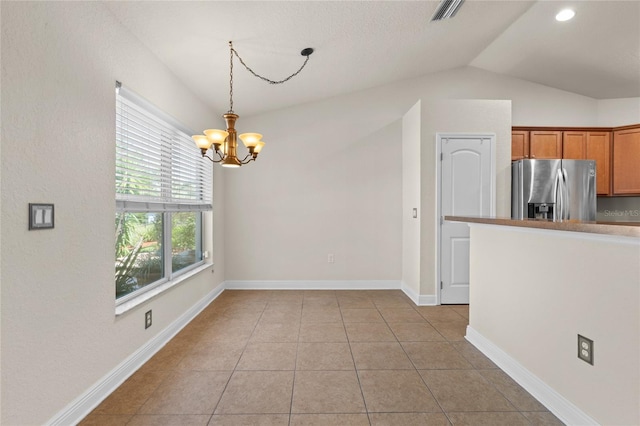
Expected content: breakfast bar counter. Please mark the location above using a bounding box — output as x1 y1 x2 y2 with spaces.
445 215 640 238
446 215 640 425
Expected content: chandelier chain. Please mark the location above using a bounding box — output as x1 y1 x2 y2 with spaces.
195 41 313 167
229 42 234 113
230 45 311 85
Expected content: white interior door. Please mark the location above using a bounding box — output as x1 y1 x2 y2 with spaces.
440 134 494 304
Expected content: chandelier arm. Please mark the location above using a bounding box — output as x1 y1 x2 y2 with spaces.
230 45 311 85
203 153 224 163
240 154 255 165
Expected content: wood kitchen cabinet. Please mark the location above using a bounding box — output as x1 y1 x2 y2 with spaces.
562 131 611 195
513 125 639 196
562 131 587 159
587 132 611 195
613 126 640 194
511 130 530 160
529 131 562 159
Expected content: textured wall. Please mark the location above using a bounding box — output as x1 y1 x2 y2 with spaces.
402 101 422 297
596 98 640 127
226 67 598 285
0 3 222 424
420 100 512 297
222 101 403 281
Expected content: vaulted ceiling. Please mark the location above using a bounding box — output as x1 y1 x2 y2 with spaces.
106 0 640 117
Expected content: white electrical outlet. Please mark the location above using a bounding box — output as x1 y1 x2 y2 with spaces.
578 334 593 365
328 253 335 263
145 310 152 329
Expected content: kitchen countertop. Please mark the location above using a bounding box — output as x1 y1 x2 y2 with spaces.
445 216 640 238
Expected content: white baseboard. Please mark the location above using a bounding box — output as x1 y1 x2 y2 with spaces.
417 294 437 305
465 326 598 426
46 282 225 426
400 281 420 304
400 282 437 306
225 280 402 291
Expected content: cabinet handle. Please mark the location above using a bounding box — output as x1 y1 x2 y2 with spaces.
532 155 536 158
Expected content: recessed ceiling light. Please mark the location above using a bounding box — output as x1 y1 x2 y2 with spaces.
555 9 575 22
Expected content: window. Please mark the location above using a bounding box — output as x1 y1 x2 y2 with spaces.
115 82 212 302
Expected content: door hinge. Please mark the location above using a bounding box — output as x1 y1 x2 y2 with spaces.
440 216 444 225
440 281 443 290
440 152 443 161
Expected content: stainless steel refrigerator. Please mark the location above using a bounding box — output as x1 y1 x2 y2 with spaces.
512 159 596 221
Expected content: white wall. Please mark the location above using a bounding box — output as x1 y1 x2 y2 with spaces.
402 101 422 299
597 97 640 127
223 101 403 281
0 3 223 424
420 100 512 298
468 225 640 425
228 67 597 285
447 67 597 127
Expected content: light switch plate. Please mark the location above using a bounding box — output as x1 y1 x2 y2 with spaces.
29 203 54 230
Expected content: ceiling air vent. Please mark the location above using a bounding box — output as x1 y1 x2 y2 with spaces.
431 0 466 21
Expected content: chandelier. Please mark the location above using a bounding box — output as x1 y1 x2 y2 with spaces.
193 41 314 168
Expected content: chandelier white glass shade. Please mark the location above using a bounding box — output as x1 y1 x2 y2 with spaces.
193 114 264 168
193 41 313 168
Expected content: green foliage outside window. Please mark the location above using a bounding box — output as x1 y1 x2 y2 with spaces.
171 212 198 273
115 212 163 298
115 211 200 298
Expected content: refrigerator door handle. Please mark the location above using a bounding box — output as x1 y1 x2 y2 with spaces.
554 168 563 221
562 167 570 220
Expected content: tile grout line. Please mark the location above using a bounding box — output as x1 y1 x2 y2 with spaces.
288 292 317 424
341 298 374 426
410 304 474 425
377 302 453 425
208 295 270 419
122 305 227 424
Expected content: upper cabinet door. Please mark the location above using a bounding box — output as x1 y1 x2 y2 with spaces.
530 131 562 159
586 132 611 196
511 131 529 161
562 131 587 159
613 127 640 195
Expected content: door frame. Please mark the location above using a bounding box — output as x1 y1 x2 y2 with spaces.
436 133 496 305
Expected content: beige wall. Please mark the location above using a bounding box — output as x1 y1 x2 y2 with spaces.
223 100 403 281
597 97 640 127
230 68 597 284
419 100 512 298
1 3 223 424
469 225 640 425
402 101 422 298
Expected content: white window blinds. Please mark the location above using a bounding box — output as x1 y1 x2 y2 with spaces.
116 82 212 212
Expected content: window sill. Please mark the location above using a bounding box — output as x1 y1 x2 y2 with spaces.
115 263 213 317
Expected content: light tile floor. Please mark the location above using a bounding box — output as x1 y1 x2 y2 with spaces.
80 290 564 425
